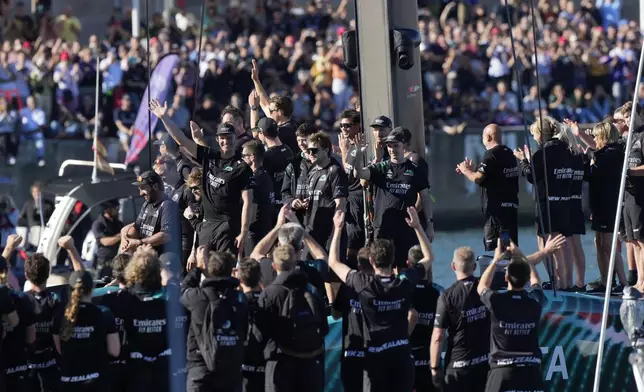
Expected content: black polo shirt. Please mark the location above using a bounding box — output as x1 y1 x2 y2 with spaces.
264 144 293 208
277 121 298 156
134 196 179 255
250 167 275 237
305 158 348 242
170 180 197 240
92 215 124 264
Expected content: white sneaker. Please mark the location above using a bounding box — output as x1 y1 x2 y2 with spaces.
7 156 16 166
38 159 45 167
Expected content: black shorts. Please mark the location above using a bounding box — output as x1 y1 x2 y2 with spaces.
412 347 435 392
198 220 239 254
341 357 364 392
592 209 617 233
484 366 544 392
623 192 644 242
444 365 488 392
242 364 265 392
483 210 518 252
536 201 569 236
363 351 414 392
569 200 586 235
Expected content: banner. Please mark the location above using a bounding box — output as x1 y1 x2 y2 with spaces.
0 67 31 109
92 139 114 175
124 54 180 165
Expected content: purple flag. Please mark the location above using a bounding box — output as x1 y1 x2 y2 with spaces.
125 54 180 165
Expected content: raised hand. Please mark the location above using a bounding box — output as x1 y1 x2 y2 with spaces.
405 207 421 229
149 99 168 118
57 235 75 251
333 209 345 230
544 234 566 255
5 234 22 250
563 118 580 136
513 147 526 161
190 121 204 142
248 90 259 107
251 59 260 82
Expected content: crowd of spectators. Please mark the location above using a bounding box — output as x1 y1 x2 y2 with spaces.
0 0 638 166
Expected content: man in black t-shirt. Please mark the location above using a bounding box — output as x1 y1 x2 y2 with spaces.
241 140 276 258
121 171 179 257
221 105 254 160
237 259 265 392
91 199 123 270
355 128 434 268
305 132 348 259
456 124 519 251
282 123 316 223
477 240 546 392
257 117 293 221
338 109 365 265
154 134 194 184
327 207 434 392
430 246 490 392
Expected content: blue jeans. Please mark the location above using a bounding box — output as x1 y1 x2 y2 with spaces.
21 130 45 159
50 121 80 137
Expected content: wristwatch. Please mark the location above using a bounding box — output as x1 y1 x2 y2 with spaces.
427 218 435 224
250 105 258 111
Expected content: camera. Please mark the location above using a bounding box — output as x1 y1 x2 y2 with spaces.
391 28 421 70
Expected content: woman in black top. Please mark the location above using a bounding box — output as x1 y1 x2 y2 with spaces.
122 249 170 392
584 121 629 292
0 255 36 391
24 253 64 392
53 270 120 392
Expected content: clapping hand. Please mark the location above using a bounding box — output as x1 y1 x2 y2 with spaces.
455 157 474 174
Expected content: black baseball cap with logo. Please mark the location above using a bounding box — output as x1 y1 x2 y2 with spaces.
257 117 279 138
370 115 393 129
132 171 164 187
384 127 406 144
216 122 236 136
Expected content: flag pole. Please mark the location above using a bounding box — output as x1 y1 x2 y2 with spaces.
92 49 100 184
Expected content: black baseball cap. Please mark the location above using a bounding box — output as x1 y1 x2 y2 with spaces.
159 252 181 274
257 117 279 138
384 127 406 144
216 122 236 136
399 127 412 144
69 270 94 291
370 115 393 129
153 133 179 152
132 170 164 187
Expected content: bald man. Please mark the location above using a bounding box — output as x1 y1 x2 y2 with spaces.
456 124 519 251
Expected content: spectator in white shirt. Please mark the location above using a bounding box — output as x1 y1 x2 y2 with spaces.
19 96 47 167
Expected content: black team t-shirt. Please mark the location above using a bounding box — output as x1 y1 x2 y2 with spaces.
367 159 430 232
122 289 169 363
244 290 265 367
480 286 545 369
477 145 519 215
26 289 64 370
53 302 118 383
197 146 253 225
2 290 35 374
171 181 197 241
94 289 130 366
343 146 365 227
408 266 440 350
264 144 293 209
333 283 365 358
277 121 298 156
345 268 421 356
305 159 348 243
434 276 490 370
134 196 179 255
92 215 124 264
249 167 275 237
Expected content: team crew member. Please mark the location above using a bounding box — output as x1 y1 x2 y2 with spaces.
121 171 179 257
330 248 373 392
477 240 546 392
241 140 277 257
25 252 65 392
251 207 328 295
91 200 123 272
237 259 265 392
515 117 572 290
430 246 489 392
370 116 392 163
584 122 628 292
154 134 194 183
121 250 171 392
0 260 18 392
258 244 329 392
355 128 434 268
1 253 35 391
181 251 248 392
257 117 293 218
456 124 519 250
338 109 365 264
220 105 254 159
155 156 197 268
53 270 121 391
407 245 440 392
305 131 348 256
327 207 433 392
282 123 316 222
93 254 132 392
250 61 298 153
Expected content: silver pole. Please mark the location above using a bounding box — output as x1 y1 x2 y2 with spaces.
91 51 100 184
132 0 141 38
592 41 644 392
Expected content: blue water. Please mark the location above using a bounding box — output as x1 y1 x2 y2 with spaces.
432 225 602 288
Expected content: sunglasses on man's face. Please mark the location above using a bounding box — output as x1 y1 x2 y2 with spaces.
307 147 320 155
339 123 353 129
